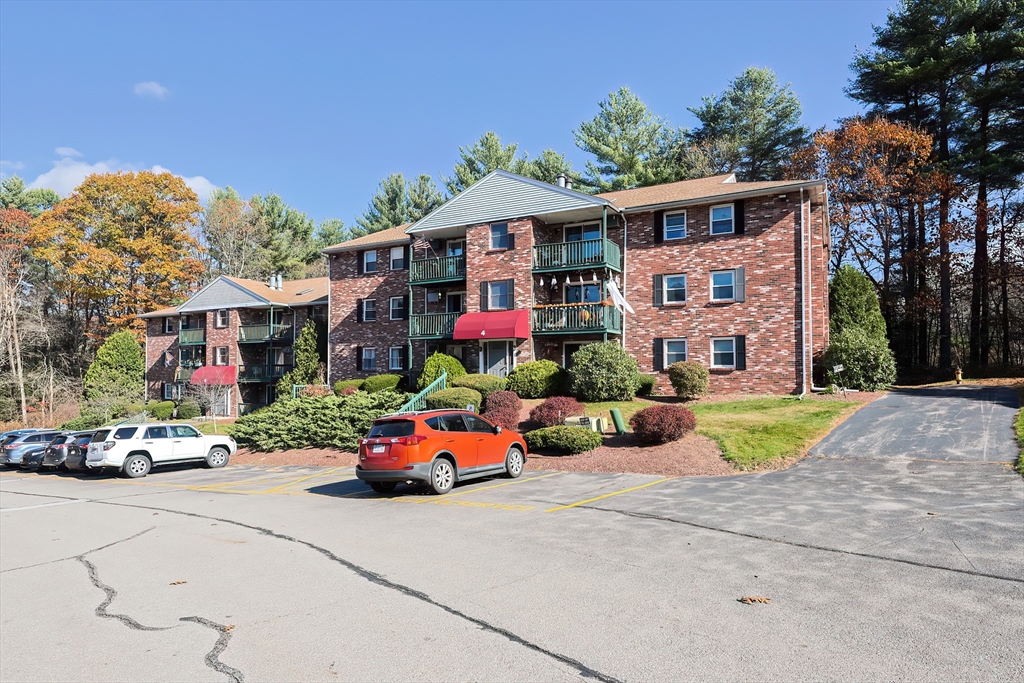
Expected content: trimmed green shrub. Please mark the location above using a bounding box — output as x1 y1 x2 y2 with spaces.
232 390 406 452
176 398 201 420
637 375 658 396
823 327 897 391
60 413 107 431
629 404 697 444
568 342 641 402
453 374 507 401
334 379 364 394
667 361 710 400
529 396 585 427
363 374 403 393
525 426 603 455
425 387 482 412
418 352 466 390
145 400 175 420
505 360 567 399
830 264 887 340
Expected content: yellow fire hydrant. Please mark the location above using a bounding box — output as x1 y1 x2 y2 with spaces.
955 367 963 385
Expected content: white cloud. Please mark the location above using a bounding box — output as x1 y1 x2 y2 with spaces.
134 81 170 100
0 160 25 171
29 156 218 202
54 147 83 158
151 165 216 202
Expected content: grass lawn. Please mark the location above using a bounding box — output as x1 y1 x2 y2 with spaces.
178 419 237 437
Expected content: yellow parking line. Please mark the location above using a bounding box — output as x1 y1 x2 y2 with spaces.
440 471 563 498
190 474 308 491
545 477 673 513
252 467 345 494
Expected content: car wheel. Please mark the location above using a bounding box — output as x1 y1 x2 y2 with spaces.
122 455 151 479
505 446 524 479
369 481 397 494
429 458 455 495
205 447 229 469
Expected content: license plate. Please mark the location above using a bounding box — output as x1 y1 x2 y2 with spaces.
372 445 385 453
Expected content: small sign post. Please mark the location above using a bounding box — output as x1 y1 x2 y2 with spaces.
832 364 847 397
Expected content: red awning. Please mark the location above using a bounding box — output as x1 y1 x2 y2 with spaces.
190 365 238 386
453 309 531 341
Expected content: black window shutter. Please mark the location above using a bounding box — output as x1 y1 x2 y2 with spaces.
403 245 411 270
735 200 745 234
355 346 363 371
735 335 747 370
507 233 516 250
357 251 364 275
653 339 664 371
507 278 515 309
400 346 409 371
402 295 410 319
653 275 664 307
356 299 363 323
735 267 746 302
653 211 664 243
480 281 489 312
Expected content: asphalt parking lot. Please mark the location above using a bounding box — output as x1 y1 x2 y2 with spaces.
2 386 1022 682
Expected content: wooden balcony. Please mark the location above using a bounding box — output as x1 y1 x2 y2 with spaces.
531 304 622 335
409 312 460 339
409 254 466 285
238 364 291 382
532 238 621 273
178 329 206 345
238 324 291 343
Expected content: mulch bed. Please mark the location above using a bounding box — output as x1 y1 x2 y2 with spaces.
230 448 358 468
524 432 734 477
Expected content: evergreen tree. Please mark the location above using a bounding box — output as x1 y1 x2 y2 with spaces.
407 174 445 219
277 320 322 397
689 67 810 181
250 193 319 278
444 132 521 194
82 331 145 419
514 149 584 188
356 173 445 236
313 218 349 249
829 265 889 341
0 175 61 217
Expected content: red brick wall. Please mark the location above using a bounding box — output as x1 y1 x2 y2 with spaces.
145 317 178 402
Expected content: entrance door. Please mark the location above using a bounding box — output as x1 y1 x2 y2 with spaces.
564 343 585 370
484 341 511 379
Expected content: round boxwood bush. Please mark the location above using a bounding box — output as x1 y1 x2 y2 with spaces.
505 360 567 399
568 342 641 402
525 426 603 455
145 400 175 420
418 352 466 390
629 404 697 444
637 374 658 396
484 390 522 414
176 398 202 420
453 374 507 400
529 396 585 427
822 327 897 391
334 379 364 394
667 361 710 400
424 387 482 412
363 374 403 393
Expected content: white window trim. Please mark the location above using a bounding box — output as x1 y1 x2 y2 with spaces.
562 222 601 242
663 273 687 305
163 383 176 400
388 346 403 371
710 269 737 302
446 291 466 313
390 246 405 270
710 337 737 369
362 347 377 371
164 317 175 334
488 281 510 310
664 210 687 240
215 309 229 328
363 250 377 272
489 223 509 250
664 338 688 365
362 298 376 322
389 296 405 321
446 239 465 256
710 203 735 235
215 346 229 366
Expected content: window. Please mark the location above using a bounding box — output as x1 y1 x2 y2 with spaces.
215 309 229 328
446 292 465 314
565 283 601 304
664 211 687 240
389 346 403 371
362 347 376 371
363 250 377 273
664 274 687 304
488 281 510 310
179 316 191 330
564 223 600 242
665 339 688 365
447 240 465 256
164 317 175 334
163 382 176 400
362 299 376 322
144 426 169 439
389 296 406 320
710 204 734 235
441 414 469 431
171 425 200 438
368 420 415 438
712 337 736 368
711 271 735 301
390 246 405 270
489 223 509 250
465 415 495 433
113 427 138 440
215 346 229 365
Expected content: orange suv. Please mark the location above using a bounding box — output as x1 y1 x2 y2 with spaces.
356 410 527 494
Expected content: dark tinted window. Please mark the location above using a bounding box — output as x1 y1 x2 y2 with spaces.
114 427 139 439
75 436 93 446
368 421 415 438
92 430 111 442
440 415 468 432
144 427 168 439
1 435 19 445
464 415 495 433
50 436 70 445
425 416 443 431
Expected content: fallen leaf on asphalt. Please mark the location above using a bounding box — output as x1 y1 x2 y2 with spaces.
169 581 187 585
738 596 771 605
223 624 235 631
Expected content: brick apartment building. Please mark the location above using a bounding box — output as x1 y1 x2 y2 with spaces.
140 275 328 416
324 170 829 395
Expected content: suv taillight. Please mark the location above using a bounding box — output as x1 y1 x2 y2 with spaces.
103 441 116 451
396 434 427 446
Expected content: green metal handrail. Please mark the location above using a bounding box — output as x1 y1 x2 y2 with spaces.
178 328 206 344
238 364 290 381
238 324 291 342
531 304 622 333
410 255 465 283
532 238 621 271
397 369 447 413
409 312 460 338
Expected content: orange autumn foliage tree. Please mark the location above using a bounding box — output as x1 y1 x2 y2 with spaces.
29 171 205 339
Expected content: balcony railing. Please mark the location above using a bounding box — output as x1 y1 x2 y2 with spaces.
532 238 621 273
178 329 206 345
238 364 291 382
531 304 622 334
238 403 268 416
174 366 197 382
238 324 292 343
410 255 466 284
409 312 460 338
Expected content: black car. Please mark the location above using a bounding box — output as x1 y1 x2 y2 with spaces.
23 431 95 471
61 431 97 471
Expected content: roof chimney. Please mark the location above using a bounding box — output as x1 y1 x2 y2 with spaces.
556 173 566 188
267 275 275 289
276 274 284 290
565 178 573 190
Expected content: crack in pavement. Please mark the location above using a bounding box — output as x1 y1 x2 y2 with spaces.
180 617 245 683
583 505 1024 584
75 527 167 632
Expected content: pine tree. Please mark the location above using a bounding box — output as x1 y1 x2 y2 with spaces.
444 132 521 194
83 331 145 419
407 174 445 220
829 265 889 341
277 321 321 397
356 173 445 236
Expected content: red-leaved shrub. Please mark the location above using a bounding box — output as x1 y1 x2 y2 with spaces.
339 385 358 396
529 396 585 427
628 404 696 444
485 390 522 414
483 407 520 432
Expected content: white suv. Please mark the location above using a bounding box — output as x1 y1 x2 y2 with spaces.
86 423 237 478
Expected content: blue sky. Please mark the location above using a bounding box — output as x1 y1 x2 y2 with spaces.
1 0 892 226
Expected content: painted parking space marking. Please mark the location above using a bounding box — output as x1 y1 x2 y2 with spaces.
383 497 536 512
545 477 674 512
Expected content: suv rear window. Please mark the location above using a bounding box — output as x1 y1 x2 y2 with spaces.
113 427 138 440
368 420 415 438
92 430 110 442
50 435 70 445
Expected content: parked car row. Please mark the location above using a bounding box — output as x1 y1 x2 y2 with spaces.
1 424 237 478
